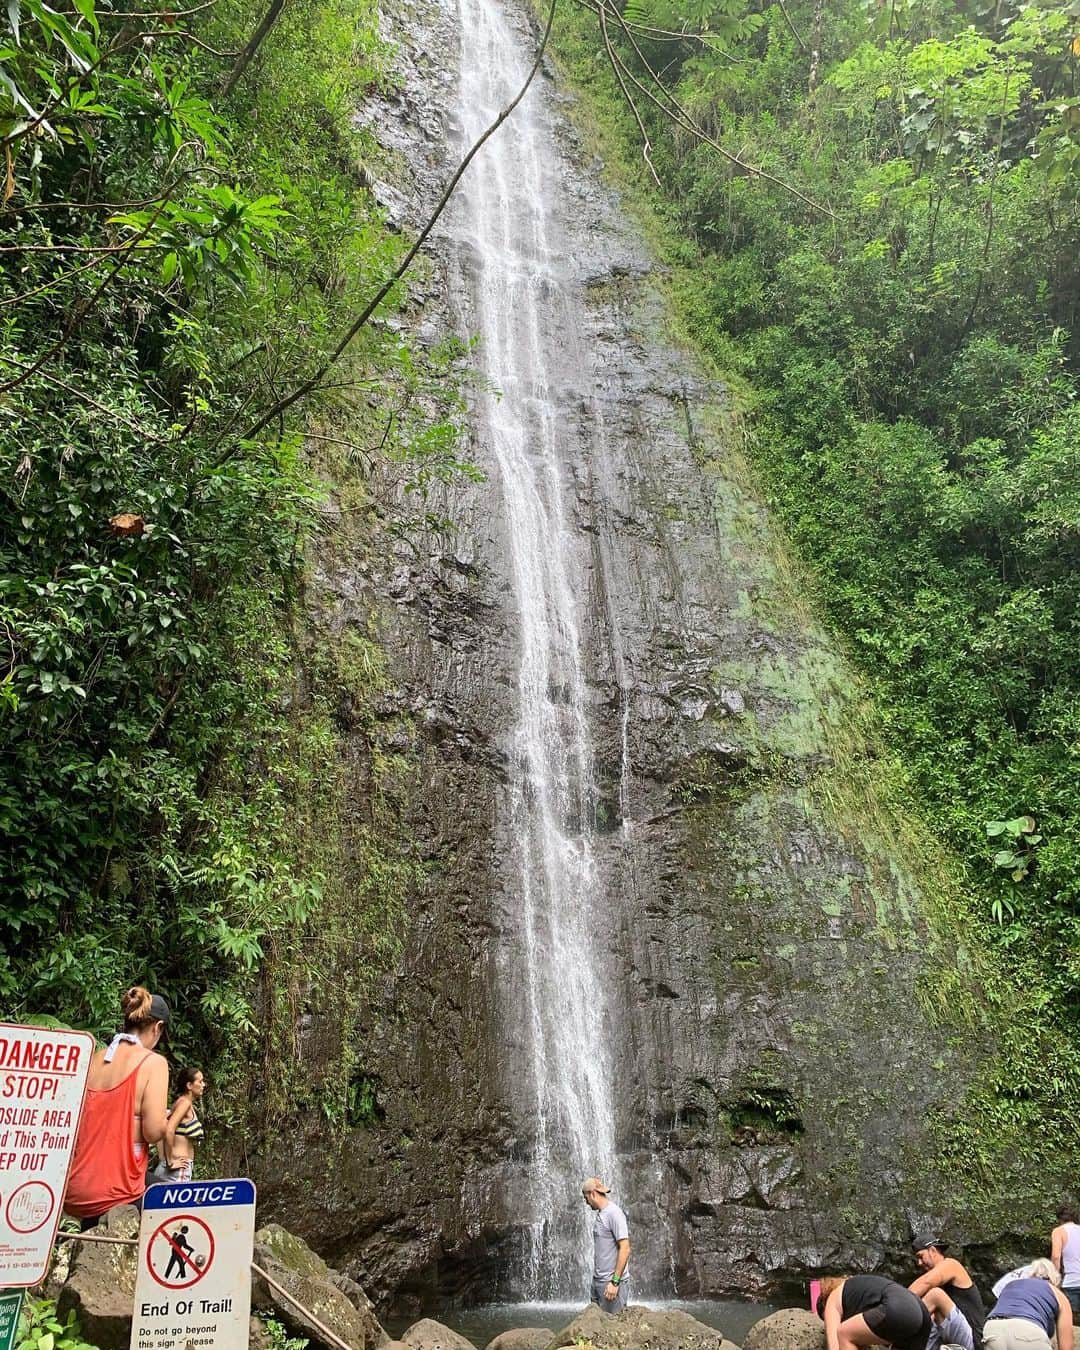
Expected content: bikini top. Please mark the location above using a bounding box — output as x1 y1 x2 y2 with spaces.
175 1110 205 1142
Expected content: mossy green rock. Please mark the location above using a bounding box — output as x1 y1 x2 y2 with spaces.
252 1223 387 1350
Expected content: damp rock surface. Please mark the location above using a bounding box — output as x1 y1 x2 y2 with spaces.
252 1223 388 1350
247 0 1003 1308
56 1205 140 1350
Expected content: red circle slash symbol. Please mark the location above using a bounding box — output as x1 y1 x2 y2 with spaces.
147 1214 215 1288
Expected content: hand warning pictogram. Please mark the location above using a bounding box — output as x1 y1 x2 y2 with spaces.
146 1214 215 1289
6 1181 55 1235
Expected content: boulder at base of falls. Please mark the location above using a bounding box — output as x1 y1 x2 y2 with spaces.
252 1222 389 1350
743 1309 826 1350
56 1204 140 1350
484 1328 555 1350
401 1318 480 1350
547 1304 731 1350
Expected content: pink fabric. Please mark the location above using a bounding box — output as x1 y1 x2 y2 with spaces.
810 1280 822 1313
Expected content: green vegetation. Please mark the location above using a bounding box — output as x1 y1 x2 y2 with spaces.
262 1317 309 1350
549 0 1079 1201
16 1297 98 1350
0 0 463 1112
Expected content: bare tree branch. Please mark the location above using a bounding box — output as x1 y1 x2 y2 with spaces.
599 1 661 187
595 0 835 218
776 0 808 52
221 0 289 95
228 0 561 452
0 144 196 395
0 358 168 440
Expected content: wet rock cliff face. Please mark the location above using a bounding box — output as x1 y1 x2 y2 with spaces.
250 0 988 1313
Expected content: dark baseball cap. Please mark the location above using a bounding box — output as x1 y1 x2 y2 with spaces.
149 994 172 1025
912 1234 947 1253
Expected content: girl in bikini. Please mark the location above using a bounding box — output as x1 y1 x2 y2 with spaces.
155 1066 206 1183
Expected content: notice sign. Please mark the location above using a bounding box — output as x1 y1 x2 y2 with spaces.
131 1178 255 1350
0 1022 93 1287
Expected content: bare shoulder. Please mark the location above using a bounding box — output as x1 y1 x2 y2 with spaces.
139 1051 169 1079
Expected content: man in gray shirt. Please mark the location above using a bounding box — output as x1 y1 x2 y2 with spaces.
582 1177 630 1314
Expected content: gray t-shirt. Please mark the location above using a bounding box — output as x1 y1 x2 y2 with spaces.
592 1201 629 1280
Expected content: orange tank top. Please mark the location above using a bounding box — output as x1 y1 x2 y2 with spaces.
64 1051 150 1219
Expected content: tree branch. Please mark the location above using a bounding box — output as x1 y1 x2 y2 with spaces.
599 1 661 187
776 0 808 52
228 0 561 452
221 0 289 95
0 358 168 441
596 0 835 218
0 154 189 396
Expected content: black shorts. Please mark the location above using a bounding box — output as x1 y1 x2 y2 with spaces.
862 1286 932 1350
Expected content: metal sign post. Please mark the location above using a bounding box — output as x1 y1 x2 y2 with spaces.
0 1022 94 1288
130 1178 256 1350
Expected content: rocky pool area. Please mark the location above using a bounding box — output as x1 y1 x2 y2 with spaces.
386 1300 786 1347
49 1211 815 1350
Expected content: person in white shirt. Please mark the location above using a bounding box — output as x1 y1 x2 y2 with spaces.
1051 1204 1080 1315
581 1177 630 1314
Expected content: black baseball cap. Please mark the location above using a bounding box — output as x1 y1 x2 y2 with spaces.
149 994 172 1025
912 1234 947 1253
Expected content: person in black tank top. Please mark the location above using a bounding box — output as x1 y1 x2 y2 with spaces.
910 1235 987 1348
820 1274 932 1350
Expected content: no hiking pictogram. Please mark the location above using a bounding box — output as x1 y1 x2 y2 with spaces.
146 1214 215 1289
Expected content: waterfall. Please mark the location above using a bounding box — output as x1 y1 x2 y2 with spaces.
450 0 622 1300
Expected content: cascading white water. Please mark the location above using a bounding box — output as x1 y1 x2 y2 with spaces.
450 0 621 1300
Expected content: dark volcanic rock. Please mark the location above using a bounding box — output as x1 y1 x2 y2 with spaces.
252 1224 387 1350
56 1205 139 1350
246 0 1006 1310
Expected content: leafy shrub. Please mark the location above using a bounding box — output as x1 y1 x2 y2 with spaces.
16 1297 98 1350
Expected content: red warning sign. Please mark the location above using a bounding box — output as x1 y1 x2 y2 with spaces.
0 1023 93 1288
146 1214 215 1289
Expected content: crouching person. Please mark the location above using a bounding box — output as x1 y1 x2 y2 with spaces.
925 1288 975 1350
819 1275 932 1350
983 1261 1073 1350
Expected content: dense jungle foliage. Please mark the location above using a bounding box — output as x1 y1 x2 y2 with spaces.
0 0 462 1108
556 0 1079 1058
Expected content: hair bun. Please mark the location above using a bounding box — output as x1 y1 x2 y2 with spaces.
121 985 152 1023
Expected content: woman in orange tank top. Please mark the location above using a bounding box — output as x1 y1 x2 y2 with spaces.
64 986 171 1222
